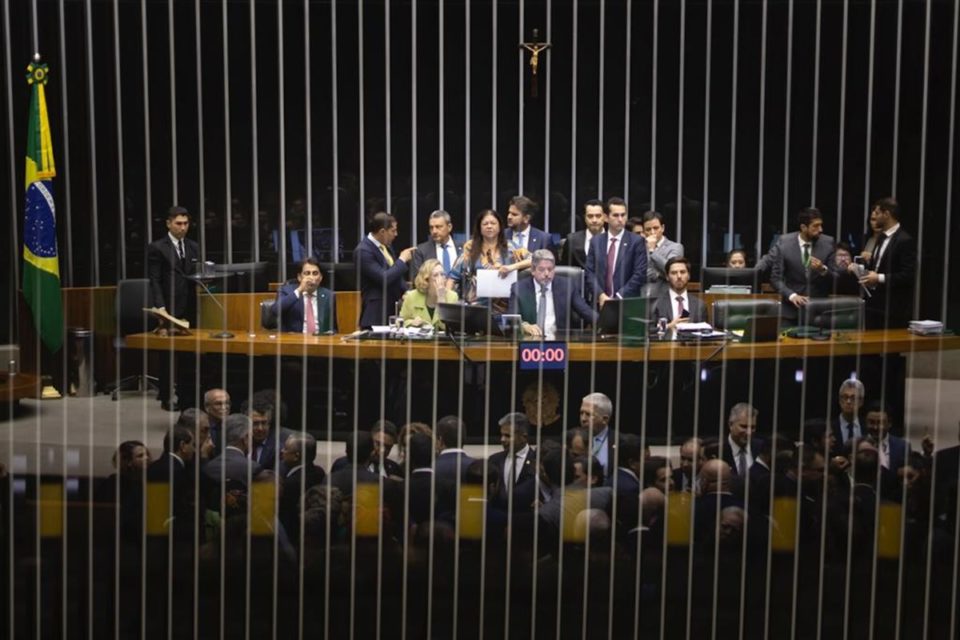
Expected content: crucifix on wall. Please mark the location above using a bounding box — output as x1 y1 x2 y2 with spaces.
519 28 551 98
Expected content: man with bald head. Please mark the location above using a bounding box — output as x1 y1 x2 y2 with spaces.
694 459 742 546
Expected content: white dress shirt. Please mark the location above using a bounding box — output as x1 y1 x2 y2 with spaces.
727 436 754 475
503 444 531 485
670 289 691 321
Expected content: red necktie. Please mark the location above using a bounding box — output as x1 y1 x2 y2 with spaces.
605 237 618 296
676 295 685 319
304 293 316 334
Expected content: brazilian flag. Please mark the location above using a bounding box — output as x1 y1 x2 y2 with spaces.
22 59 63 353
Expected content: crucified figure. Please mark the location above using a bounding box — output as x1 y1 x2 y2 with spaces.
519 28 551 97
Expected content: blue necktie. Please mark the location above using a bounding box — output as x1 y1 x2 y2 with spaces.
442 244 451 273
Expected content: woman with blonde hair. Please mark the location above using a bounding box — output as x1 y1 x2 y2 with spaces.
400 258 459 329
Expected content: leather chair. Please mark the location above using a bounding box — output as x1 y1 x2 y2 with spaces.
108 279 159 400
799 296 864 330
712 298 781 331
260 299 278 330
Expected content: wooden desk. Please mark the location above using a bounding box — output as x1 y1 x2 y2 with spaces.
124 330 960 363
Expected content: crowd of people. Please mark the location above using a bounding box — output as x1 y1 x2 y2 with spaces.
85 380 960 637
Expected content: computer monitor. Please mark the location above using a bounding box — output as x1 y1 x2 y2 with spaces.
597 297 652 338
700 267 760 293
437 303 502 336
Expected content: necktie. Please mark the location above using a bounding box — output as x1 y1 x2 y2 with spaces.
676 295 685 319
538 284 548 335
442 244 452 273
177 239 185 264
304 293 317 334
514 232 524 249
379 244 395 266
872 234 888 270
737 448 747 475
605 237 618 296
802 243 811 268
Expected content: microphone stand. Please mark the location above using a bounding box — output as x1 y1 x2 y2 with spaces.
191 264 235 339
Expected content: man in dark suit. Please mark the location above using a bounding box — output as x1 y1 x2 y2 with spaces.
146 206 201 409
505 195 554 256
203 388 231 458
146 426 198 541
579 392 615 479
932 425 960 530
354 211 415 329
831 378 866 446
768 207 837 323
508 249 598 340
242 393 293 472
864 400 910 472
278 432 326 540
584 197 648 307
605 433 642 499
435 415 476 483
409 209 463 279
651 256 707 328
850 197 918 329
488 412 539 512
406 433 456 525
558 199 607 271
202 414 264 510
672 437 703 493
720 402 761 479
270 257 337 334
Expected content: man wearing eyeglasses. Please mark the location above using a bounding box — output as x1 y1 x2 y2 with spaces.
831 379 865 447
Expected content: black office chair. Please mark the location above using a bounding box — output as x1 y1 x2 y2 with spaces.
260 299 278 330
108 279 159 400
799 296 864 331
553 265 585 294
712 299 781 331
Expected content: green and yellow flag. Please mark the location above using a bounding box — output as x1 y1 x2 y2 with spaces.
22 58 63 353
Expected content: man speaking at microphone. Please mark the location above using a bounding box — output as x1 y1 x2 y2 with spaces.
147 205 201 410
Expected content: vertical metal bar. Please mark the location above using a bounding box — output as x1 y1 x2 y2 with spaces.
385 0 392 211
358 0 366 240
862 0 877 234
304 1 312 261
725 0 739 254
753 0 767 260
465 0 471 232
250 0 260 263
438 0 444 213
491 0 497 208
518 0 525 195
140 0 153 251
543 0 552 231
222 0 232 263
811 0 821 204
85 0 100 285
58 0 74 283
195 0 206 264
892 0 904 195
835 0 849 238
112 4 126 292
570 0 578 226
780 0 794 235
622 0 632 202
411 0 417 243
676 0 686 243
698 0 712 292
3 0 16 635
168 0 178 205
650 0 658 208
278 0 287 282
909 0 931 321
597 0 605 197
331 0 340 271
31 0 37 52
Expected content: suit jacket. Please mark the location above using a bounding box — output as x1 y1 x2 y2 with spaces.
146 234 200 322
146 453 198 540
863 227 918 329
251 427 294 471
646 237 684 283
831 414 865 447
406 470 457 524
202 447 263 511
399 288 460 329
279 463 327 539
606 467 641 497
882 435 910 472
651 290 707 323
270 282 337 333
720 437 766 479
584 231 648 302
354 237 411 328
558 230 590 269
507 276 598 335
506 225 553 255
410 238 463 279
488 448 539 512
434 450 477 483
769 232 837 319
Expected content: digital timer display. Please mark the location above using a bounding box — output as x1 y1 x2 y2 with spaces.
518 341 568 371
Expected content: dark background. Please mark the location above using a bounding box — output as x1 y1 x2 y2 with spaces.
2 0 959 345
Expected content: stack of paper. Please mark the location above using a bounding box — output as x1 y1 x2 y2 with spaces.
908 320 944 335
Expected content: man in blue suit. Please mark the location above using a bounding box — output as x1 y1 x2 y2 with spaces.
270 257 337 334
864 400 910 472
508 249 597 339
354 212 415 329
584 197 648 307
505 195 554 257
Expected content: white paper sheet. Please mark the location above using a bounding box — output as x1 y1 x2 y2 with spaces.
476 269 518 298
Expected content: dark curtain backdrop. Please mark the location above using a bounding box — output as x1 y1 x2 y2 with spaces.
3 0 959 344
